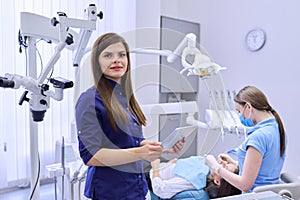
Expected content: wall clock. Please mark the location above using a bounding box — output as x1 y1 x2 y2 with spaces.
245 28 266 51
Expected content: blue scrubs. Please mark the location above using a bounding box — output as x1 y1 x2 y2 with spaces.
75 80 148 200
237 118 286 192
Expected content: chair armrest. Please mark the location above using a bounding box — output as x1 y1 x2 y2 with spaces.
281 172 300 183
254 182 300 200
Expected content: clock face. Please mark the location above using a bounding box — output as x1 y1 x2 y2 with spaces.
245 28 266 51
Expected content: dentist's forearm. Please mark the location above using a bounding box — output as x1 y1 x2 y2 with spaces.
87 148 141 166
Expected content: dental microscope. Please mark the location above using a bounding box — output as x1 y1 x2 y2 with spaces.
0 4 102 200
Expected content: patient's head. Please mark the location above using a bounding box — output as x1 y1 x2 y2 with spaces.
210 162 237 186
206 164 241 198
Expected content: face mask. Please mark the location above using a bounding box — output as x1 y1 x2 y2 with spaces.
239 104 254 127
239 114 254 127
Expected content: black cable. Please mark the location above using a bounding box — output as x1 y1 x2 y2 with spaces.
54 176 58 200
19 29 29 76
46 68 55 84
18 30 28 53
29 153 40 200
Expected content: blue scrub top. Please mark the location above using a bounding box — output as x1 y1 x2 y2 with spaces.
237 118 286 192
75 80 148 200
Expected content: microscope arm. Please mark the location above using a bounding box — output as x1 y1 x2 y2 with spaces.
37 39 71 85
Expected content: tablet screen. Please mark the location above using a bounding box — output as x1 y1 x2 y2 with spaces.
161 125 197 150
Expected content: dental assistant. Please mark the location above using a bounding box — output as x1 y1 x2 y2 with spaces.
205 85 286 193
75 33 184 200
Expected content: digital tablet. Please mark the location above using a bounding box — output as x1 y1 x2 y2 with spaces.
161 125 197 150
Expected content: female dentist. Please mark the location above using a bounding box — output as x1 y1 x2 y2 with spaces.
205 85 286 193
75 32 184 200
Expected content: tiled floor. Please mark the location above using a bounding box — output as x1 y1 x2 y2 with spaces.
0 181 90 200
0 183 59 200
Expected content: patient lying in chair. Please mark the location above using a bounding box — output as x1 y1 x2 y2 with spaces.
149 156 241 200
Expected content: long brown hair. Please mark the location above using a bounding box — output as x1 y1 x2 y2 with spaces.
91 33 146 131
234 85 286 156
205 168 241 198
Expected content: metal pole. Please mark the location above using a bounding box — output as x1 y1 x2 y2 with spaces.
27 37 40 200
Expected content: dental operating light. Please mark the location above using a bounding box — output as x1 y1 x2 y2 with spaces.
131 33 226 78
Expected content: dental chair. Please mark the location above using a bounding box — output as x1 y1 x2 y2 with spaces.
253 173 300 200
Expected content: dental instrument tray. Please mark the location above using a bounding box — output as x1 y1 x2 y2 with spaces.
161 125 197 150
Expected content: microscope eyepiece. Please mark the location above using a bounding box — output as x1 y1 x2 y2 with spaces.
0 77 15 88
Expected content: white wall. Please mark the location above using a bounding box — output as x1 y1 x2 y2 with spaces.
135 0 300 176
133 0 161 104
